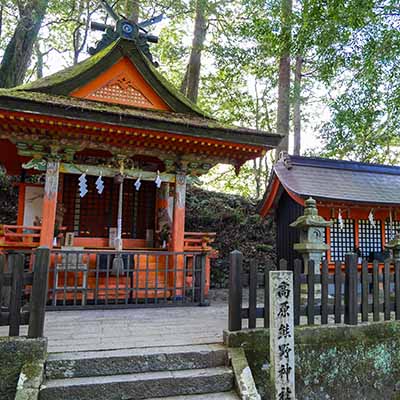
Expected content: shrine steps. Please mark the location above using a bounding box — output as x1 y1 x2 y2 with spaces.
146 393 240 400
39 344 240 400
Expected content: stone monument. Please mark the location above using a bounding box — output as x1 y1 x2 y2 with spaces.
270 270 295 400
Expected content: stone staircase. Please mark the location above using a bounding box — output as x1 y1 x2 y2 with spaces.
39 344 240 400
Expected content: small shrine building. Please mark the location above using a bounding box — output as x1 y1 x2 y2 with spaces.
259 154 400 267
0 39 281 304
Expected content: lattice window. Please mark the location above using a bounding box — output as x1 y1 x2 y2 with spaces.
88 75 153 108
62 175 155 239
385 220 400 242
358 219 382 260
330 219 355 262
320 228 327 260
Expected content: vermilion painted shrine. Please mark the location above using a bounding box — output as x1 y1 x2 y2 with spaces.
0 39 281 304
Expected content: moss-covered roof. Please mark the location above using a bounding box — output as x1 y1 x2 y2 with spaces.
16 39 207 117
0 88 282 148
3 38 282 149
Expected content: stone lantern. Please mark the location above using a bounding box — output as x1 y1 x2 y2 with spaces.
385 231 400 263
290 197 332 274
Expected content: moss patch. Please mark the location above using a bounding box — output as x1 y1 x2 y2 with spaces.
0 337 47 400
225 322 400 400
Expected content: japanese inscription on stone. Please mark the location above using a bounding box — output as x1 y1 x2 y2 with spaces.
270 271 295 400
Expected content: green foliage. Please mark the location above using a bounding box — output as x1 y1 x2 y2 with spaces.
1 0 400 192
315 0 400 163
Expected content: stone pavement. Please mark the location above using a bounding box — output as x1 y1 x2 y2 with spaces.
0 289 267 353
0 303 233 353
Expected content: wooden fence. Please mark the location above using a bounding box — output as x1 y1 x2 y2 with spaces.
0 247 49 337
228 250 400 331
47 250 209 309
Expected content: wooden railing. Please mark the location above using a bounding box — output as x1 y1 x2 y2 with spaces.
47 249 209 309
0 248 50 337
1 226 216 252
184 232 217 252
228 251 400 331
0 225 42 247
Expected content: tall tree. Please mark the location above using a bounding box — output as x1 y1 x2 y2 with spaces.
0 0 49 87
292 55 302 155
180 0 208 103
125 0 139 23
275 0 292 157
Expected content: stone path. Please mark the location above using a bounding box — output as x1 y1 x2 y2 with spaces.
1 303 231 353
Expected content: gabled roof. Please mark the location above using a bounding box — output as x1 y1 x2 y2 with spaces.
259 155 400 215
17 40 206 116
0 39 282 154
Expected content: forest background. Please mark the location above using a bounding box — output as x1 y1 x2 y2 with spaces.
0 0 399 199
0 0 399 284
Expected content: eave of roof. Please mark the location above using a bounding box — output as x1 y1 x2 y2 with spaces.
0 89 282 149
259 155 400 215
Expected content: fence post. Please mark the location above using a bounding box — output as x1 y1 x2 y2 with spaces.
9 253 24 336
229 250 243 331
0 254 4 316
264 265 270 328
395 261 400 320
198 252 209 307
248 260 257 329
293 259 302 326
344 253 358 325
28 247 50 338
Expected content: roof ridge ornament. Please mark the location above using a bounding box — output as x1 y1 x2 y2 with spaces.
89 0 162 66
279 151 293 170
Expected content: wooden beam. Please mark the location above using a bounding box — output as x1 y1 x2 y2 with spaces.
171 171 187 296
17 183 26 226
171 171 187 252
40 160 60 247
23 160 176 183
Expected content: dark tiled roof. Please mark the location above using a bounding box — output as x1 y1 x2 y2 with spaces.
274 155 400 205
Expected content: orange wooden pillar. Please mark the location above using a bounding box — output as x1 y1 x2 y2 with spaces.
156 182 170 230
40 160 60 248
171 171 186 295
17 183 26 226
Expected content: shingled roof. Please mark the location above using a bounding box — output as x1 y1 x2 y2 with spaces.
259 155 400 215
0 39 282 151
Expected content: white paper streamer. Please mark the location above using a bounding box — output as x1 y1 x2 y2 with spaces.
95 173 104 195
78 173 88 198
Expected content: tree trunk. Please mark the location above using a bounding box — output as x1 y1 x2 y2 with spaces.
0 0 49 88
125 0 140 23
180 0 208 103
275 0 293 158
0 5 3 38
293 55 303 156
35 41 43 79
253 80 261 199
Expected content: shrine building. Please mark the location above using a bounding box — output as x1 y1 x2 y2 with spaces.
0 39 281 305
259 154 400 267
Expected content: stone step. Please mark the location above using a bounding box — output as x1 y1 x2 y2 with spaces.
147 391 240 399
46 344 227 379
39 367 234 400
